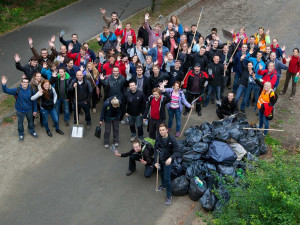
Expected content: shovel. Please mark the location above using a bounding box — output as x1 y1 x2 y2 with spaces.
71 86 84 138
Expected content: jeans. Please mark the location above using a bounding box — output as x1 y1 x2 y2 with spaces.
55 98 70 122
128 115 143 138
235 85 246 103
233 71 241 93
282 71 297 96
104 119 119 145
241 83 260 111
259 110 269 135
204 85 221 105
160 163 172 198
129 154 154 178
17 111 35 136
40 107 59 131
168 107 181 132
74 102 91 125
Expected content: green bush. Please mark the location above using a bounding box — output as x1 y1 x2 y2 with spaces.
214 147 300 225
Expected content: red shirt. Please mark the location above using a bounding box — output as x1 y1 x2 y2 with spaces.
157 49 163 67
283 56 300 74
150 96 161 120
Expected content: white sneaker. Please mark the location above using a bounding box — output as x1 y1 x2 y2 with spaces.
130 137 136 142
92 108 96 114
104 144 109 148
121 120 126 124
114 143 119 147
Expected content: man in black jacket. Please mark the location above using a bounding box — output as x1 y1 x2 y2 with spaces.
69 70 93 130
155 124 180 205
204 55 225 107
124 80 146 141
163 30 179 58
184 24 201 47
165 60 184 87
135 65 151 98
186 46 208 70
216 93 238 119
99 96 122 148
59 33 82 53
50 67 71 126
115 139 154 177
149 65 170 91
15 54 41 80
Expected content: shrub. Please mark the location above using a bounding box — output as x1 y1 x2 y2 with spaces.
214 147 300 225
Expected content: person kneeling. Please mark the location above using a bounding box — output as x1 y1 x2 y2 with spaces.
115 139 154 177
216 93 238 119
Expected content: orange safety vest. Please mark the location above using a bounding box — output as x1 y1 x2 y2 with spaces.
254 34 267 52
257 90 274 109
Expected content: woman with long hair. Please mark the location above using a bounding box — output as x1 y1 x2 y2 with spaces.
31 80 64 137
144 55 153 78
254 27 270 52
30 72 45 126
84 62 101 113
169 15 183 36
165 81 193 137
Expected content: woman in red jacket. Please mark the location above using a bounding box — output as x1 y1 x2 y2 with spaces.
257 62 277 89
280 48 300 100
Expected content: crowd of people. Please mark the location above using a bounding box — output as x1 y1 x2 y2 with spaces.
2 8 300 205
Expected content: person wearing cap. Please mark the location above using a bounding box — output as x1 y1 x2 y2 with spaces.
99 96 122 148
182 63 210 116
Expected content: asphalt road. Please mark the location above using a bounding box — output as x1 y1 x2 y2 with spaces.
0 0 151 90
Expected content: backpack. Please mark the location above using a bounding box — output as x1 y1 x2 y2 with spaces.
261 91 278 120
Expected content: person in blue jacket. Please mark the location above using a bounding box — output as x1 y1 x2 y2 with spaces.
1 76 38 141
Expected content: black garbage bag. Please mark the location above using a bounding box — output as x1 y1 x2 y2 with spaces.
217 164 236 177
188 177 207 201
192 142 209 154
182 150 202 162
185 160 203 180
182 161 190 171
182 146 192 153
205 174 219 189
203 141 237 165
214 185 230 214
238 134 260 155
246 152 258 162
203 162 217 173
229 127 244 141
257 134 268 154
199 188 216 212
185 127 203 145
177 140 185 149
200 122 214 142
171 158 184 180
211 121 230 141
172 175 190 196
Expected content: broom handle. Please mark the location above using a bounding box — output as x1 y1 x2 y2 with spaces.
180 106 194 138
156 153 159 193
75 86 79 125
242 128 284 132
227 38 242 65
190 7 204 49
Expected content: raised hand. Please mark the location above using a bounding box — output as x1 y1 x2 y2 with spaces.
187 47 192 54
152 42 157 48
117 23 122 29
48 41 55 49
282 52 286 59
14 54 21 63
38 90 44 96
52 71 58 77
28 37 33 46
184 26 189 32
80 65 84 71
164 55 168 63
59 55 64 63
282 45 286 52
100 8 106 14
68 43 73 52
117 36 122 43
99 73 105 80
145 13 150 21
230 29 234 34
259 64 263 70
43 62 47 69
96 36 101 42
50 35 55 42
1 76 7 85
266 29 270 35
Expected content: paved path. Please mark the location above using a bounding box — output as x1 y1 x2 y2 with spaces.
0 0 151 90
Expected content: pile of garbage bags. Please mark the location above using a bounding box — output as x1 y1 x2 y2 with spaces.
171 117 267 212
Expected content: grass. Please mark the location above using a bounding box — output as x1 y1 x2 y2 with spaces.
88 0 191 52
0 0 78 35
0 95 15 117
2 116 14 123
265 134 281 146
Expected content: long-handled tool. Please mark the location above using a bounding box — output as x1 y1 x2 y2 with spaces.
179 97 201 138
71 86 84 138
190 7 204 50
242 128 284 132
155 153 160 193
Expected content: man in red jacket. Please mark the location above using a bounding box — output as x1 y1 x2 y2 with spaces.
114 22 137 44
281 48 300 100
67 45 91 67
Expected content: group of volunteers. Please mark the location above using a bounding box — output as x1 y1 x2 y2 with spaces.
2 8 300 205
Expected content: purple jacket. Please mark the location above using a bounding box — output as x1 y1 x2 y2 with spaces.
145 21 162 48
165 88 191 112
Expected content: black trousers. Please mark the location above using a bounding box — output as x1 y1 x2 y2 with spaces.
149 119 164 140
185 91 202 113
129 154 154 178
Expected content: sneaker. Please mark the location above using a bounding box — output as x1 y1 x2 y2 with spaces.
157 185 166 192
86 124 91 130
92 108 96 114
126 169 136 176
130 136 136 142
55 129 64 135
143 119 148 127
65 121 70 127
121 120 126 125
104 144 109 148
241 109 245 113
198 111 202 116
30 132 39 138
279 91 285 95
19 135 24 141
289 96 294 100
114 143 119 147
165 197 172 205
175 131 180 137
